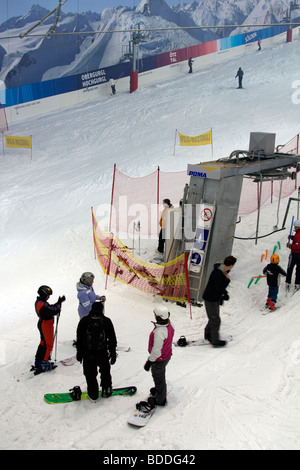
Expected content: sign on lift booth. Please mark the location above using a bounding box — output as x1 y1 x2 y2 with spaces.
189 203 215 274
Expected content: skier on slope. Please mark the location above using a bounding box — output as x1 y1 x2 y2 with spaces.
76 301 117 401
136 305 175 413
263 254 286 311
286 219 300 292
203 255 237 347
34 285 65 373
235 67 244 89
76 272 106 320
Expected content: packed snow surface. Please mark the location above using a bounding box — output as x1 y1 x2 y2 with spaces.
0 37 300 450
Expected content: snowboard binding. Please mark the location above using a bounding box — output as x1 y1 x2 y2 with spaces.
69 386 82 401
177 335 187 347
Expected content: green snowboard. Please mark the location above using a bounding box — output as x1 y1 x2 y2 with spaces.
44 386 137 404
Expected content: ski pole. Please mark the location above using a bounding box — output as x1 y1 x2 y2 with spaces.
288 216 295 244
54 313 60 362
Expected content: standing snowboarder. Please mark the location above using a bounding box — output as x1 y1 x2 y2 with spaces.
76 272 105 320
235 67 244 89
263 254 286 310
136 305 175 412
257 39 262 51
76 301 117 401
34 285 65 373
286 219 300 292
203 255 237 347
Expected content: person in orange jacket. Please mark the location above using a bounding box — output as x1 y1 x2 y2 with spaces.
157 198 173 254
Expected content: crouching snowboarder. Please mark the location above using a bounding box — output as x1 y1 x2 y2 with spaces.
76 301 117 402
34 285 65 373
136 305 175 413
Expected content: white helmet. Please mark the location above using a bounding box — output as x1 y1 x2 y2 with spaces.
294 220 300 228
153 305 170 320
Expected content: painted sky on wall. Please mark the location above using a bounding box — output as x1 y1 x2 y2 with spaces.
0 0 181 24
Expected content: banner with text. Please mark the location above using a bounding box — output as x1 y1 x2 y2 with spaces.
178 129 212 147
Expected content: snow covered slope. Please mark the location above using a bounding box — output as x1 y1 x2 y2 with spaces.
0 35 299 450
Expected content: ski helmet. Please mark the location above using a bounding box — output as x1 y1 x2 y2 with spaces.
270 254 279 264
80 272 95 286
153 305 170 320
37 285 53 298
294 220 300 228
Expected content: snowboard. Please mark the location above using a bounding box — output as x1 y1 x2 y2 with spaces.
173 335 232 347
44 385 137 404
128 386 172 428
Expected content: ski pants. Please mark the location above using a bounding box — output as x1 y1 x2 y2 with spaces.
286 252 300 285
83 353 112 400
204 300 221 345
268 285 279 303
158 228 165 253
150 357 170 405
35 319 54 362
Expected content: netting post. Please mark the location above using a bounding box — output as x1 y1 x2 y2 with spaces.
157 166 160 235
105 164 116 290
184 252 192 319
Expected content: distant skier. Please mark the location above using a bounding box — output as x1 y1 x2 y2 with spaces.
76 272 106 320
136 305 175 413
109 77 116 95
188 57 194 73
257 39 261 51
34 285 65 373
235 67 244 89
286 219 300 292
203 255 237 347
263 254 286 311
76 301 117 401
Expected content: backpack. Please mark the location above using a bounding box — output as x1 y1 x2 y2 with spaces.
84 315 106 352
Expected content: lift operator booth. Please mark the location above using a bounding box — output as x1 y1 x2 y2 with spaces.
165 133 300 305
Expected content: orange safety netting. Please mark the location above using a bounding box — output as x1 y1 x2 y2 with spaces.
92 209 189 302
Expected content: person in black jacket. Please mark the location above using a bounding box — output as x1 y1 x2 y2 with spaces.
76 301 117 401
203 255 237 347
263 254 286 311
235 67 244 88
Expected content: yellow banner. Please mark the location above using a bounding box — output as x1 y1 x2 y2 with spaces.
5 135 32 149
179 129 212 146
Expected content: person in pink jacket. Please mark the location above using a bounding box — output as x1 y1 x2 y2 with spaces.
143 305 175 408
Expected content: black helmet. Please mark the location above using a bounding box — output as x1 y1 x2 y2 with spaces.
37 285 53 299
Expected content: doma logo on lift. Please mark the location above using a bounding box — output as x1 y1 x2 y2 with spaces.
188 170 207 178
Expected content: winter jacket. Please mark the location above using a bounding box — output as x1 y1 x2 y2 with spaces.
290 230 300 253
263 263 287 287
148 321 175 362
76 311 117 362
202 263 230 303
35 297 61 323
76 282 100 319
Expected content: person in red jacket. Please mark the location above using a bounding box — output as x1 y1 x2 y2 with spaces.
286 220 300 291
34 285 65 373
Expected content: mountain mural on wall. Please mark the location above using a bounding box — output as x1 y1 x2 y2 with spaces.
0 0 293 88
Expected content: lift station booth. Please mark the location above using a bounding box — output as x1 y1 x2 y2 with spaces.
164 132 300 305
